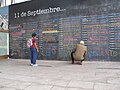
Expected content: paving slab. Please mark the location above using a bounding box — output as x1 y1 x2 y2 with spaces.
0 59 120 90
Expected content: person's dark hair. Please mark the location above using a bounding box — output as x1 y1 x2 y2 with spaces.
32 33 37 37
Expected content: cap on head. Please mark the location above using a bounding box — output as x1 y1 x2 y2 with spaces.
80 40 84 45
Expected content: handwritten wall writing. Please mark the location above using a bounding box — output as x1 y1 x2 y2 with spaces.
9 0 120 61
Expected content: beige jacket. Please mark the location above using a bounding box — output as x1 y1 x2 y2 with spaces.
73 44 87 61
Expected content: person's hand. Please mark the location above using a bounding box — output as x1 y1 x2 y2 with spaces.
37 49 39 52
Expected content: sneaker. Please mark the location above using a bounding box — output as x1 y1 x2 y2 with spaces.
30 63 33 66
32 64 38 67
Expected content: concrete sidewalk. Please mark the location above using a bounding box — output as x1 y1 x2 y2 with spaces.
0 59 120 90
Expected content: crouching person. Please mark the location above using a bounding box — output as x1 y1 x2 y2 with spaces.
71 41 87 65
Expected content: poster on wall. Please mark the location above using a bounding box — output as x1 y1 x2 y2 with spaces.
0 32 9 55
0 6 9 56
9 0 120 61
0 6 8 30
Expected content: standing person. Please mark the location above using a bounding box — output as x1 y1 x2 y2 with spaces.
30 33 39 66
71 40 87 65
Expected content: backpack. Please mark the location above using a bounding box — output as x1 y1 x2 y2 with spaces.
27 39 32 48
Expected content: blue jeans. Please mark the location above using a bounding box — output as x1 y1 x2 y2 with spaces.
30 48 37 64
